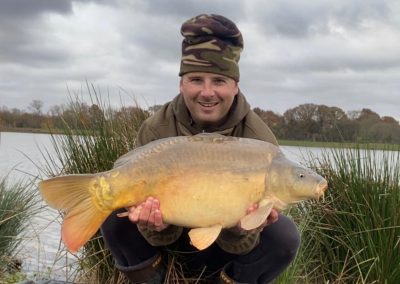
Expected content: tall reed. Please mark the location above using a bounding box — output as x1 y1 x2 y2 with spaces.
40 85 149 283
0 175 39 277
277 146 400 283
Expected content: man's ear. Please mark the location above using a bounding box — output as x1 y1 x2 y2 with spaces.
235 82 239 94
179 78 183 93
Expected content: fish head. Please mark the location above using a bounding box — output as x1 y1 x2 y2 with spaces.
266 156 328 206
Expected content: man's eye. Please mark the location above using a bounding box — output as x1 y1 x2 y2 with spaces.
214 79 226 84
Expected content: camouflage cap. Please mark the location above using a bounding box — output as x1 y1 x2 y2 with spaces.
179 14 243 81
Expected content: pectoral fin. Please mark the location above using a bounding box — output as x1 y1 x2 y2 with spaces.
240 200 274 230
188 224 223 250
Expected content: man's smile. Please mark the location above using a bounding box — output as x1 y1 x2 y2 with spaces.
198 101 219 107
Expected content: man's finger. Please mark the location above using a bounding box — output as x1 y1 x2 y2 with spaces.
153 209 165 231
147 199 158 227
117 211 129 218
138 199 153 224
246 203 259 214
268 209 279 224
117 205 137 218
129 205 142 223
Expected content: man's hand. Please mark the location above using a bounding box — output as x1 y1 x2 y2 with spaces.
238 203 279 233
124 196 169 232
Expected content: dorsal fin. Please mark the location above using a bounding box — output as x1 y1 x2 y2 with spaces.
113 134 235 168
113 136 189 168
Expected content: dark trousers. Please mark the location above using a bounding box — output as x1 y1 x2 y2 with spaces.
101 209 300 284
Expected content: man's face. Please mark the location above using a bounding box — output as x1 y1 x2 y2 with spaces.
180 72 239 127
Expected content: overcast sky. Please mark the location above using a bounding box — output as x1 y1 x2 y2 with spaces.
1 0 399 120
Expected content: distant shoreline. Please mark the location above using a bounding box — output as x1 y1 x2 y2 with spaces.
1 128 399 150
0 127 63 135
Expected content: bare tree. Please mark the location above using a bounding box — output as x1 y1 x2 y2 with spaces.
28 100 44 115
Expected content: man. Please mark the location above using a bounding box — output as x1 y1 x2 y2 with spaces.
101 14 300 284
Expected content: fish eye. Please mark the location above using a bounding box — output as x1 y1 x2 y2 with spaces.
299 173 305 178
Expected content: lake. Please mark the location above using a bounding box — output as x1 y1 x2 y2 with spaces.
0 132 77 280
0 131 328 281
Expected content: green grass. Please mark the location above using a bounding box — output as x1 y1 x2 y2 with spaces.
276 146 400 283
40 85 149 283
0 175 40 281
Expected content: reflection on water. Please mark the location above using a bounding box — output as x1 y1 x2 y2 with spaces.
0 132 77 281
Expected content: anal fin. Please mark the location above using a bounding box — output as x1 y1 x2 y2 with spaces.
240 200 274 230
188 224 222 250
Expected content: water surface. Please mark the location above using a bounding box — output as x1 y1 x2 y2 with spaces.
0 132 77 281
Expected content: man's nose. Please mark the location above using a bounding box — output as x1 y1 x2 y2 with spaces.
200 81 214 97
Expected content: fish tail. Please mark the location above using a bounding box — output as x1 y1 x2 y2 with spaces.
39 174 110 253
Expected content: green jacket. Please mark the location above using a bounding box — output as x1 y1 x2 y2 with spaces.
136 92 278 255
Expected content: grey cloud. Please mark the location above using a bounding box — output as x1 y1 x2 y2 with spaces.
0 0 110 18
131 0 245 20
239 56 400 120
120 16 182 63
0 0 109 65
250 0 391 37
116 0 246 62
0 2 69 66
0 0 74 19
0 36 71 66
275 52 400 73
333 0 389 28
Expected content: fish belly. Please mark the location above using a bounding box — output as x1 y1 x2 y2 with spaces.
150 170 266 229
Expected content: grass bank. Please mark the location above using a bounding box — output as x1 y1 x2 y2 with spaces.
276 147 400 283
0 176 40 283
0 127 64 134
279 139 400 151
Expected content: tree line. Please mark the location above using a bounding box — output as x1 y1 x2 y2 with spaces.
254 104 400 143
1 100 400 144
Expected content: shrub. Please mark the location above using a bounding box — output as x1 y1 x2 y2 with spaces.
41 85 149 283
277 146 400 283
0 176 39 278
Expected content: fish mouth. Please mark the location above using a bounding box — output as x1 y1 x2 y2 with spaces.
316 180 328 200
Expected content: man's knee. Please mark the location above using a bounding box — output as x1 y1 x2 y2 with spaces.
261 214 300 260
101 209 158 267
